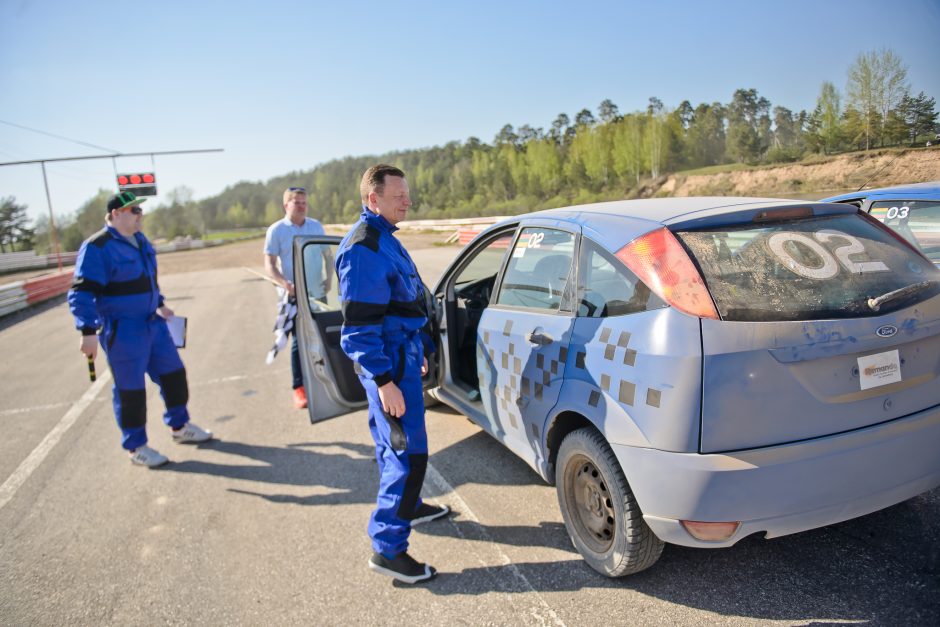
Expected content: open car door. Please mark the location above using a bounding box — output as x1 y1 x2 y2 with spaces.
292 235 365 423
292 235 439 423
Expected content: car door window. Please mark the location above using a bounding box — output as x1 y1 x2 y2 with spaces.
302 242 339 312
870 200 940 264
577 238 665 317
496 228 575 311
448 230 515 390
453 231 515 291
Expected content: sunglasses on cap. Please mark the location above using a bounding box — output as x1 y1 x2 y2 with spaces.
287 187 306 192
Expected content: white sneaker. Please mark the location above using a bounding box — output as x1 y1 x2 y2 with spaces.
172 422 213 444
129 445 169 467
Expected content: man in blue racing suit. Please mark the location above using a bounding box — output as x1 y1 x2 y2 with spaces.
336 165 450 584
68 191 213 468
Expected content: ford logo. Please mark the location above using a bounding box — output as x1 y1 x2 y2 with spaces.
876 324 898 338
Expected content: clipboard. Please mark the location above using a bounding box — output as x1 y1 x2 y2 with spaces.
166 315 187 348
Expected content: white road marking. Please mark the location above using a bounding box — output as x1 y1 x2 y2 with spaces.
0 367 285 510
425 463 566 627
0 372 276 418
0 370 111 511
0 402 73 417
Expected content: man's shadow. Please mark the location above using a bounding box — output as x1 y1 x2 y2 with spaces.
167 439 380 507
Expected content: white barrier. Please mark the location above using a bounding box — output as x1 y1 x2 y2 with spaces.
323 216 507 233
0 251 78 273
0 281 28 318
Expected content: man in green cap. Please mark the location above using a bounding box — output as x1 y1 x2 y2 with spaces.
67 191 213 467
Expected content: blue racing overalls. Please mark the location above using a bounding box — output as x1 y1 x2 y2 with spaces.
68 224 190 451
336 208 435 557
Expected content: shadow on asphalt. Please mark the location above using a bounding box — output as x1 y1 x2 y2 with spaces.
162 433 938 623
0 294 67 332
414 493 939 624
166 439 378 506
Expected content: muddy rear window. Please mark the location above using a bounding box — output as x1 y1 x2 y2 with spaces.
676 214 940 321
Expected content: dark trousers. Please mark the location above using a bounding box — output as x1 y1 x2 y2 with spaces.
290 331 303 389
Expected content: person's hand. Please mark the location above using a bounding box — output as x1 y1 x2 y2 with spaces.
285 280 296 298
378 381 405 418
421 357 428 376
80 335 98 360
321 278 331 294
157 305 174 319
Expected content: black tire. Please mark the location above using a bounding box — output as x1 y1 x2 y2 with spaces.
555 427 664 577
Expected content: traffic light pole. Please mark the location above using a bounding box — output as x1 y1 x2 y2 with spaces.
0 148 223 168
0 148 223 268
39 161 63 271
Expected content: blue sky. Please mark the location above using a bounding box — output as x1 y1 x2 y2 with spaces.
1 0 939 223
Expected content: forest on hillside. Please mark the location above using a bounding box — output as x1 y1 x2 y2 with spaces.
6 49 937 254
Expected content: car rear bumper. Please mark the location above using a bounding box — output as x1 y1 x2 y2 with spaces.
614 403 940 548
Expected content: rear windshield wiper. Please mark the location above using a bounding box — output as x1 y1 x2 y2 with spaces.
867 280 935 312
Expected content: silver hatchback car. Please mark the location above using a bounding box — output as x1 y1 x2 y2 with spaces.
293 197 940 577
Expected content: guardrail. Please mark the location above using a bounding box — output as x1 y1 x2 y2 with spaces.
0 251 78 274
24 272 73 305
0 237 231 274
0 220 506 319
0 281 28 318
0 271 73 318
323 216 508 234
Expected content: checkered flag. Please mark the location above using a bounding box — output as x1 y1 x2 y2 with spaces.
266 290 297 365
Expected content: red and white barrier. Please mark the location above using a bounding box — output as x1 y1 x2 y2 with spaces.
23 272 73 305
0 271 73 318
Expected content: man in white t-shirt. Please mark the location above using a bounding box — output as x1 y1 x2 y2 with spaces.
264 186 330 409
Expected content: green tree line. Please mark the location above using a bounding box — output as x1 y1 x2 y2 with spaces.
15 48 940 254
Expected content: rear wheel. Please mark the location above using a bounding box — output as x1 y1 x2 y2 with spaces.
556 427 664 577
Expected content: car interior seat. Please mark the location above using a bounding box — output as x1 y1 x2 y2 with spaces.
533 254 572 308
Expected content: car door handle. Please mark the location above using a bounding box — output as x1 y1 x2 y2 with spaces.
526 330 554 346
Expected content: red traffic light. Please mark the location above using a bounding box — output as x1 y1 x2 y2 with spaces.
116 172 158 197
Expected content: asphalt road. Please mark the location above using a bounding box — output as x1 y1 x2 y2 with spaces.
1 242 938 626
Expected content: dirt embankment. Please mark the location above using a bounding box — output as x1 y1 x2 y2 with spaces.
654 148 940 199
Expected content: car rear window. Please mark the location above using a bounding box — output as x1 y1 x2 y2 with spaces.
676 213 940 321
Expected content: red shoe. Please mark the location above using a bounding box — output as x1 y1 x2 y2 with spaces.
293 386 308 409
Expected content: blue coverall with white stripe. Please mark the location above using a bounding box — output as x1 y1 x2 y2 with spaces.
336 208 435 557
68 225 190 451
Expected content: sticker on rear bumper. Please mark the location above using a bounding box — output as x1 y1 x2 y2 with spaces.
858 349 901 390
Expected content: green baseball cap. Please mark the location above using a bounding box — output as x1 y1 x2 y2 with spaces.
107 191 148 213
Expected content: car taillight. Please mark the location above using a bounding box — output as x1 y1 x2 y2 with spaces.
681 520 741 542
615 227 718 319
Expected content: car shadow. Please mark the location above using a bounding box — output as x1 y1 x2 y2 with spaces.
429 430 546 488
161 427 938 623
414 493 939 624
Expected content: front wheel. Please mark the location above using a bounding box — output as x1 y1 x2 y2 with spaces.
556 427 664 577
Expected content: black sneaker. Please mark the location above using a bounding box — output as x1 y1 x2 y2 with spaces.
368 552 437 584
410 503 451 525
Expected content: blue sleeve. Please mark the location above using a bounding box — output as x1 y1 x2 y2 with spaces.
337 243 394 385
145 238 165 308
68 241 106 334
420 327 436 357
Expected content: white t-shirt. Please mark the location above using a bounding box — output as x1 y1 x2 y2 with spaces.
264 216 325 285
